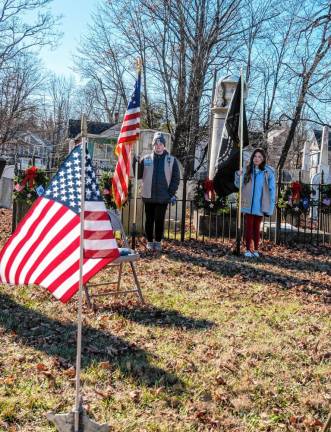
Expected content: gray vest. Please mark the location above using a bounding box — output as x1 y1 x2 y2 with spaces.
142 152 175 199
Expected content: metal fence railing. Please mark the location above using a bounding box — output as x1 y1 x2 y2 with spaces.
119 182 331 247
12 167 331 247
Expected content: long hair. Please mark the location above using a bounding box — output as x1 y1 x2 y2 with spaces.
244 148 267 184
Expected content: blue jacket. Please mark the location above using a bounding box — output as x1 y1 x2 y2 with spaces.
235 165 276 216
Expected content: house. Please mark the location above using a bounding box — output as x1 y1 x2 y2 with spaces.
0 131 52 169
302 126 331 183
66 119 172 174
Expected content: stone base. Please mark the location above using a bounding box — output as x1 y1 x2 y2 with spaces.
47 408 110 431
193 211 237 237
263 221 331 243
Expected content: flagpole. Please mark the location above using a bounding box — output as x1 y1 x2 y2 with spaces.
74 114 87 431
236 69 244 255
131 58 142 250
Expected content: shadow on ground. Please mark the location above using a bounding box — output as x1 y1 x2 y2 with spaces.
0 291 183 389
162 244 331 295
101 304 215 330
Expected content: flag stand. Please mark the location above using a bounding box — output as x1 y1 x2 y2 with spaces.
131 58 142 250
47 115 110 432
235 69 244 255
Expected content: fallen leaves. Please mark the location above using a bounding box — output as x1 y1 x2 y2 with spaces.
0 222 330 431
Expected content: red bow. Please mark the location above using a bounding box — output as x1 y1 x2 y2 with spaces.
203 178 215 202
291 181 301 202
20 166 38 190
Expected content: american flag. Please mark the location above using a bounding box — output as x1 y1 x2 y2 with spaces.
0 145 120 303
112 72 141 208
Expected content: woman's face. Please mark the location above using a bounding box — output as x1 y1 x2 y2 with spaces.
253 152 264 167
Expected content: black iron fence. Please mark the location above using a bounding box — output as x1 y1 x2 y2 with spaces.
119 181 331 247
12 167 331 247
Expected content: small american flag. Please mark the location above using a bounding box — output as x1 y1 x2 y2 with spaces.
112 71 141 208
0 145 120 303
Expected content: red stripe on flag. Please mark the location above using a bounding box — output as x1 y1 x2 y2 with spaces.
84 230 115 240
84 211 109 221
123 112 140 121
14 204 68 284
0 198 44 274
59 252 119 303
25 214 79 283
46 259 80 294
84 249 120 259
35 236 80 286
120 124 139 133
117 134 139 145
4 199 54 282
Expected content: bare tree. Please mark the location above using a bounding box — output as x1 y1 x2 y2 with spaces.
0 53 44 150
39 74 75 165
277 2 331 175
74 8 129 123
0 0 60 69
76 0 246 177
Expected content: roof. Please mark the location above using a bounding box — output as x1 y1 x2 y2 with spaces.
16 131 52 148
313 129 331 151
68 119 114 138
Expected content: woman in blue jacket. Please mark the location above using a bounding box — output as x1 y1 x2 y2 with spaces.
235 148 276 257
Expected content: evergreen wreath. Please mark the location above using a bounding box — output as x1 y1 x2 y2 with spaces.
278 181 312 215
194 179 229 213
100 171 132 209
13 167 49 205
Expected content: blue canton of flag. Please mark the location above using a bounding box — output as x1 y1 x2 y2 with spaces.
44 145 101 213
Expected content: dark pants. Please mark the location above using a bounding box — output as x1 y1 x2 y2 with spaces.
144 202 168 242
245 214 263 251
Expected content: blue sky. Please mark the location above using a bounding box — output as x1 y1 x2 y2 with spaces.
38 0 98 79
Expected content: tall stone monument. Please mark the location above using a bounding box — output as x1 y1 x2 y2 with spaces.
208 76 238 180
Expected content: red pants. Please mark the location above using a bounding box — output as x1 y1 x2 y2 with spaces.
244 214 263 251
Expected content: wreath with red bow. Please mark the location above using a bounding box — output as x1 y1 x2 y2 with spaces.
194 178 229 213
278 181 312 215
13 167 49 205
99 171 132 209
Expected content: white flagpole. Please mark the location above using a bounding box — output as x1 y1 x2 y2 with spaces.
236 69 244 255
74 114 87 432
131 58 142 250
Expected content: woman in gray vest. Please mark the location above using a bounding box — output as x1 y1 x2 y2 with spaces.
135 132 180 251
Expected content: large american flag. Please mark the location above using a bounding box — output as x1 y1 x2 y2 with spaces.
0 145 120 303
112 72 141 208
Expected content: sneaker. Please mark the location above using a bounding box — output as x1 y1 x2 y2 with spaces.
244 250 254 258
146 242 154 251
253 251 260 257
153 241 162 252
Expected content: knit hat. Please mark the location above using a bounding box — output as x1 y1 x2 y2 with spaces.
152 131 166 146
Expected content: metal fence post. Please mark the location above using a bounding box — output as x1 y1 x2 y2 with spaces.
180 176 187 242
275 168 282 244
11 161 18 233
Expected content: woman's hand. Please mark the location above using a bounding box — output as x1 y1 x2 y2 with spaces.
238 170 243 176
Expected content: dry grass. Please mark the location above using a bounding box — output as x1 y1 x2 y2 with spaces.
0 209 330 431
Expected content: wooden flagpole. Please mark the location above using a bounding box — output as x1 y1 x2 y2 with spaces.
236 69 244 255
131 58 142 250
73 114 88 431
46 117 110 431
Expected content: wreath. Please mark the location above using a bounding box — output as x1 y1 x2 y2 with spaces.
321 184 331 213
194 178 229 213
278 181 312 215
13 167 49 205
99 171 132 209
